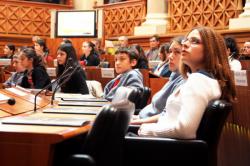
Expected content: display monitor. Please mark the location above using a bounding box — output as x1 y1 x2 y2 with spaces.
56 10 97 38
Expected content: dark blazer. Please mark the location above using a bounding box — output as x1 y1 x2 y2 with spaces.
137 58 149 69
60 68 89 94
21 66 51 89
80 53 100 66
153 62 172 77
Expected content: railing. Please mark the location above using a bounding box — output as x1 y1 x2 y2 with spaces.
94 0 147 39
0 0 73 54
168 0 243 33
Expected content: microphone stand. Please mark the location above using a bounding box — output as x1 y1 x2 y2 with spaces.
51 65 81 105
33 66 73 112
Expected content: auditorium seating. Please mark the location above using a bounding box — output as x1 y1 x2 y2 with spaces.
64 100 134 166
123 100 232 166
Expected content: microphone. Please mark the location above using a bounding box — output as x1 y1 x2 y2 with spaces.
50 65 81 105
8 98 16 105
0 94 16 105
33 59 74 112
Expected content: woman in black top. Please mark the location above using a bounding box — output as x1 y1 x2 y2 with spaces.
19 48 51 89
3 43 15 59
80 41 100 66
57 43 89 94
130 44 149 69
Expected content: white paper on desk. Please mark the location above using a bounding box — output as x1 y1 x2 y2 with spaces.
234 70 248 86
101 68 115 78
6 88 27 96
0 93 10 104
55 93 95 99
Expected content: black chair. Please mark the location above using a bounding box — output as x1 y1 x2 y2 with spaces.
123 100 232 166
137 86 151 109
133 86 151 114
65 99 134 166
112 86 141 105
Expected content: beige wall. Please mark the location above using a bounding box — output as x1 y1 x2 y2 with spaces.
74 0 104 38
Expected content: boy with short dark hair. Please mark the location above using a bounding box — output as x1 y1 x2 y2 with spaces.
103 47 144 101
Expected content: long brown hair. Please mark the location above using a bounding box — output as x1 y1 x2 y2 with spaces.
180 26 236 102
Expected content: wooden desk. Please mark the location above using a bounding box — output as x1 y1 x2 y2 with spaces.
0 88 50 117
0 112 95 166
0 86 97 166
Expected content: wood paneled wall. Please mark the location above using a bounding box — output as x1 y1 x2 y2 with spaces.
0 0 73 54
168 0 243 33
94 0 147 39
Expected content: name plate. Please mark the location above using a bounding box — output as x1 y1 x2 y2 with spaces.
0 59 11 66
101 68 115 78
234 70 248 86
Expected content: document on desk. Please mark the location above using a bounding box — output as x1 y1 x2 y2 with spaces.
58 101 109 107
1 116 90 127
61 97 108 102
0 93 10 104
43 107 101 115
5 87 27 97
55 93 95 99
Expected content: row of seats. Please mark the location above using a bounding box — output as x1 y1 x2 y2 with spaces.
53 86 232 166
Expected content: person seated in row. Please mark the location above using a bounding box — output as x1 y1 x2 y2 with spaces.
91 38 105 56
56 43 89 94
146 34 160 60
132 26 236 139
80 41 100 66
103 47 144 101
224 36 242 71
19 48 51 89
130 44 149 69
152 43 172 77
34 39 53 66
239 40 250 60
118 36 129 48
3 43 15 59
3 53 25 88
135 36 185 120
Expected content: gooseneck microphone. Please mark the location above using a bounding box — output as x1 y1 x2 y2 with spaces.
33 58 74 112
50 65 81 105
0 95 16 105
8 98 16 105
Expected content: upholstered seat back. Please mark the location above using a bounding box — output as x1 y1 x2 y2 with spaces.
196 100 232 166
83 99 134 166
112 86 140 105
136 87 151 109
123 100 232 166
197 100 232 144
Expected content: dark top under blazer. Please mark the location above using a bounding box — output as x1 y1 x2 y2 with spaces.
80 53 100 66
60 68 89 94
21 66 51 89
153 63 172 77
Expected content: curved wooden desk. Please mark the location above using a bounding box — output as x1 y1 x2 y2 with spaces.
0 89 96 166
0 113 94 166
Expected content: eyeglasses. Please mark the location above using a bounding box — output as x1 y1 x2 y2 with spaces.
181 37 202 45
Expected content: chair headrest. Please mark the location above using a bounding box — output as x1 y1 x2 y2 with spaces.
112 86 140 104
197 99 232 145
83 99 134 164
